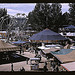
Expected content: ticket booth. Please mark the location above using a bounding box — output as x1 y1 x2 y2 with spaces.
30 58 40 70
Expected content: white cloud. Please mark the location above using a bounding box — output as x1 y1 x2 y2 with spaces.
7 9 25 13
0 3 36 16
7 8 28 16
62 3 69 13
0 3 36 8
0 3 70 16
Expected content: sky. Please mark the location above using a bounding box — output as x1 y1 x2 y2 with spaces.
0 3 69 16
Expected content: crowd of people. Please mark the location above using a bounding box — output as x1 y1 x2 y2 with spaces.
50 57 59 72
14 40 73 72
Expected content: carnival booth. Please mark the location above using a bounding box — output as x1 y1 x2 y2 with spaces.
30 58 40 70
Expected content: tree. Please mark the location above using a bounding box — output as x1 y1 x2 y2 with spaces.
22 13 26 17
28 3 51 31
0 8 10 31
61 12 70 26
16 13 21 17
27 3 62 32
69 3 75 25
50 3 62 32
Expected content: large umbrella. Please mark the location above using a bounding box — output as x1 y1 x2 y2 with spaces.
11 40 26 44
29 28 67 41
11 40 27 54
64 25 75 29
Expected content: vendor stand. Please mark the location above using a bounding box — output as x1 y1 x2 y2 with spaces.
30 58 40 70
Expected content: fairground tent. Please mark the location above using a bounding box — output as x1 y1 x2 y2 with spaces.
11 40 26 44
64 25 75 29
51 49 75 63
0 40 20 52
29 28 67 41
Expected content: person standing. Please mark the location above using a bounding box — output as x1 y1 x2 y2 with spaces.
6 55 9 60
11 63 14 72
26 58 29 64
38 55 41 62
51 57 56 71
20 67 25 71
20 45 22 54
21 45 24 54
54 65 59 72
43 62 48 72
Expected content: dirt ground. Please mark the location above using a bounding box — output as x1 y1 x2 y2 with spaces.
0 51 52 72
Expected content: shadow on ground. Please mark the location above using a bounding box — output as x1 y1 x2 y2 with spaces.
0 54 29 65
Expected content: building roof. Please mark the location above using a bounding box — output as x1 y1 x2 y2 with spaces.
51 49 73 55
0 40 20 52
42 48 60 54
51 49 75 63
61 62 75 71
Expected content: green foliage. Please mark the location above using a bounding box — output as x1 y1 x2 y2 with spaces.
28 3 51 31
69 3 75 25
61 12 70 25
27 3 62 32
49 3 62 32
0 8 10 31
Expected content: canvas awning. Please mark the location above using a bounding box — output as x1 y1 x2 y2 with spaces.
0 40 20 52
51 49 75 63
61 62 75 71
